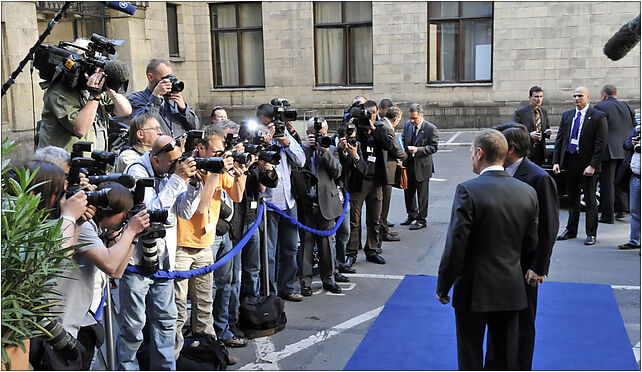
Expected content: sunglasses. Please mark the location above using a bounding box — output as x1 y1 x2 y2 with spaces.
152 140 179 157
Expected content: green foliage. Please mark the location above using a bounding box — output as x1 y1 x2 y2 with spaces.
1 139 78 369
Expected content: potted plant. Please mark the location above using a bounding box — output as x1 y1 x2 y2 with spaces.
1 140 77 370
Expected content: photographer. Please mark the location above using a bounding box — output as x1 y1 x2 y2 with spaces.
119 135 202 370
341 100 393 268
115 110 163 172
257 103 302 144
174 123 247 355
128 58 199 138
616 125 641 250
299 117 343 295
257 103 306 301
38 38 132 152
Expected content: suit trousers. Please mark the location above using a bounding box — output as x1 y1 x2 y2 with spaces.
565 153 599 236
300 205 336 287
404 162 430 223
599 159 629 220
347 179 383 259
379 184 393 237
455 309 519 371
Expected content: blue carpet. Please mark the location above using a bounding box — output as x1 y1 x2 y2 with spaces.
345 275 638 370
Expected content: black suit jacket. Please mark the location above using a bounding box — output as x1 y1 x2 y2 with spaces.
615 127 640 185
513 158 559 276
594 97 636 160
513 105 550 164
437 170 539 312
303 145 343 220
552 106 608 172
401 120 439 181
382 118 408 185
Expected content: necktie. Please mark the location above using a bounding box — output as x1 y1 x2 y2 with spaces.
411 126 418 145
534 110 541 132
568 111 582 154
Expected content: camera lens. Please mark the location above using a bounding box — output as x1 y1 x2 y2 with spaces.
85 188 111 206
39 318 85 361
148 208 169 223
194 157 225 174
141 238 159 275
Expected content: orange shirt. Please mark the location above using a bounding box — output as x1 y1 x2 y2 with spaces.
177 173 236 249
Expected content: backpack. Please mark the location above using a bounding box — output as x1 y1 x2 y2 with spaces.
176 334 230 371
238 294 287 338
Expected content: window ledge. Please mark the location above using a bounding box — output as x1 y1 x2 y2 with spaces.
426 82 493 87
169 56 185 62
313 85 374 91
210 87 265 92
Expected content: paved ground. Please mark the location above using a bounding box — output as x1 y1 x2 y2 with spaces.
97 130 640 370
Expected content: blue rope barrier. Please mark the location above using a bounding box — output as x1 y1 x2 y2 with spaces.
264 192 350 237
94 285 107 321
125 203 265 279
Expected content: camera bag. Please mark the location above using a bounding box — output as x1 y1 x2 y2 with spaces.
238 294 287 338
176 334 230 371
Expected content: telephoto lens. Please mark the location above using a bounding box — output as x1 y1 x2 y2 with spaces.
141 239 159 275
85 188 111 206
194 157 226 173
38 318 86 361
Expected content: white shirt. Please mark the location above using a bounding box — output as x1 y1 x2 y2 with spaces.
505 158 524 177
569 105 589 151
480 165 505 175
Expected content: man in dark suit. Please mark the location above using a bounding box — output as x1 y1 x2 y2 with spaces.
299 117 343 295
378 106 408 246
341 100 393 267
594 84 637 223
437 129 539 370
401 103 439 230
512 86 552 166
615 126 641 250
491 123 559 370
553 87 608 245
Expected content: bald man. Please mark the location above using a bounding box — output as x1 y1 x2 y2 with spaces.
553 87 608 245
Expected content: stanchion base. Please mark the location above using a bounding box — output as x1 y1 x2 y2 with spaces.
242 324 286 339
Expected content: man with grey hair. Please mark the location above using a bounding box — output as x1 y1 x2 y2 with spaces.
32 146 71 173
401 103 439 230
115 110 163 172
128 58 199 138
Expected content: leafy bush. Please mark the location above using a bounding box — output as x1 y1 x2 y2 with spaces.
1 139 78 369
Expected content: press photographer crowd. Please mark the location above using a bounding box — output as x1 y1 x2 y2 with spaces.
2 28 640 371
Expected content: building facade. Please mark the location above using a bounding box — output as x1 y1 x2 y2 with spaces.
1 1 640 164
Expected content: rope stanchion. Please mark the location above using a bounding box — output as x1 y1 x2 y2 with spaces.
125 203 265 279
264 192 350 236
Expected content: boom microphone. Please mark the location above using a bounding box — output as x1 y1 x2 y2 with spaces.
604 14 640 61
104 1 136 16
104 60 130 93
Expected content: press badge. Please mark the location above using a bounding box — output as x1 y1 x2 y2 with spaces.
570 138 579 146
367 156 377 163
204 221 216 234
250 201 258 210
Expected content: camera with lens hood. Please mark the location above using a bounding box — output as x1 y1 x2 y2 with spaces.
313 116 332 148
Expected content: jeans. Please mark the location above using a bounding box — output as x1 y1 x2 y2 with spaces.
212 233 234 340
266 205 299 296
629 175 640 245
235 221 261 299
229 250 241 326
174 246 215 359
333 203 350 266
116 272 177 370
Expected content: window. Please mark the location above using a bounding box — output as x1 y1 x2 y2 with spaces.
314 2 373 86
167 4 179 57
428 2 493 83
210 2 264 88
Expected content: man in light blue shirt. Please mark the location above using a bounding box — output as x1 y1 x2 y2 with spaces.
257 103 306 301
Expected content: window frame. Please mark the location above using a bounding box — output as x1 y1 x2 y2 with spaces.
209 2 265 89
427 2 494 84
313 2 373 87
166 3 180 57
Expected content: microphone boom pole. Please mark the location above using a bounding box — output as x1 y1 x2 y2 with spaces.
1 1 74 97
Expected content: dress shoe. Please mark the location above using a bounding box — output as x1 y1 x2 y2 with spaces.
556 229 577 240
598 217 614 224
344 256 356 268
279 293 303 302
584 236 596 245
301 286 313 296
323 283 342 293
387 222 395 227
409 221 427 230
366 254 386 264
223 336 248 348
615 212 627 220
619 242 641 250
388 230 399 236
334 272 350 282
338 264 356 274
400 218 416 226
375 247 383 254
382 233 400 242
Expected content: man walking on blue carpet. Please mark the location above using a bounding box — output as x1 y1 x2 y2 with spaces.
436 129 539 370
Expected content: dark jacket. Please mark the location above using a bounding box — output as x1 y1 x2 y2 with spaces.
513 105 550 165
382 118 408 184
402 119 439 181
552 106 608 172
344 122 393 189
514 158 559 276
230 163 278 240
594 97 636 160
302 145 343 220
436 170 539 312
615 127 641 185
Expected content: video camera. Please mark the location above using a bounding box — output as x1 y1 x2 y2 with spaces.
313 116 332 148
270 98 297 138
33 33 128 93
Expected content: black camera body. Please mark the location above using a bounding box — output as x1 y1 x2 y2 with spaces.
350 103 375 130
313 116 332 148
634 125 641 153
179 130 205 160
71 141 93 159
195 157 226 173
163 74 184 96
271 98 297 123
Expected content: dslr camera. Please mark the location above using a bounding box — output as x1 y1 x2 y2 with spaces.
162 74 184 96
270 98 297 138
313 116 332 148
349 102 375 130
634 125 641 153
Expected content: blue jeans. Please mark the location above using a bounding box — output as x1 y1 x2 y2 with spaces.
266 205 299 296
212 234 234 340
116 272 177 370
629 176 640 245
228 250 241 326
333 203 350 266
234 221 261 299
